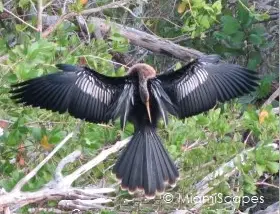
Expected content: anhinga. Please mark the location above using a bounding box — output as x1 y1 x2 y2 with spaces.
10 55 259 198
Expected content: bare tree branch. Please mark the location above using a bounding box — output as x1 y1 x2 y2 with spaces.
37 0 43 34
62 136 131 187
58 199 113 211
263 87 280 107
42 15 203 61
79 17 203 61
3 8 37 31
54 151 82 183
0 135 131 212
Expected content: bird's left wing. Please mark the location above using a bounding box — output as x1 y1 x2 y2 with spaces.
10 64 135 126
151 55 259 119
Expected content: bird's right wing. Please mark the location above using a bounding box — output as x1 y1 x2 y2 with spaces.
10 64 135 126
153 55 259 119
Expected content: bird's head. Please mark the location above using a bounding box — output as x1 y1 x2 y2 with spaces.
127 63 157 123
127 63 156 79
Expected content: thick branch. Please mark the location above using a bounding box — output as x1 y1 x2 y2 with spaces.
80 17 204 61
54 150 82 183
42 15 203 61
0 187 115 210
0 136 131 211
58 199 113 211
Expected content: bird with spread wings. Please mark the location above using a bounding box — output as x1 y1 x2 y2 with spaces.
10 55 259 198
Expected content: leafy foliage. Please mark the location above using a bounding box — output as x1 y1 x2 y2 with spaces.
0 0 278 213
179 0 222 38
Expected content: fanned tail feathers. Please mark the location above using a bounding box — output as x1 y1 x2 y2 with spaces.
112 127 179 198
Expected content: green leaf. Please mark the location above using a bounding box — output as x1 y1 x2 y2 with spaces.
48 129 65 144
249 34 263 45
247 52 262 70
7 129 21 146
203 5 214 13
15 24 28 32
213 31 228 40
115 66 126 77
6 73 18 83
0 1 3 12
212 0 222 14
256 163 265 176
230 31 245 48
221 16 241 35
254 13 270 21
199 15 210 28
257 76 274 98
31 127 43 141
195 115 209 126
19 0 29 8
109 33 127 42
237 0 251 26
266 161 279 173
175 62 182 70
251 25 266 36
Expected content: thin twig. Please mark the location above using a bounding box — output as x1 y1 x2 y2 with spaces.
42 0 131 38
75 55 130 68
12 132 74 192
28 208 66 214
245 87 280 146
76 16 91 44
37 0 43 34
263 87 280 106
62 0 70 15
3 8 37 31
255 182 279 189
29 0 37 12
43 0 55 10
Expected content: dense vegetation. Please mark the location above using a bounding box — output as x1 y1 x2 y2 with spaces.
0 0 279 213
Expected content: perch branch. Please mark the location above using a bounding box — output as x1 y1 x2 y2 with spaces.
0 136 131 211
79 17 203 61
42 15 203 61
0 187 115 211
58 199 113 211
54 150 82 183
63 136 132 187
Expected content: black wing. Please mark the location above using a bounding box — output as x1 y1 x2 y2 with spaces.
10 64 135 126
153 55 259 119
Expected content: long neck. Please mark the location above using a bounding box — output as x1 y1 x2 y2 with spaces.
127 63 156 101
128 64 156 123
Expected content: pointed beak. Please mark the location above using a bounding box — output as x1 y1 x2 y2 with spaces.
145 100 152 123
